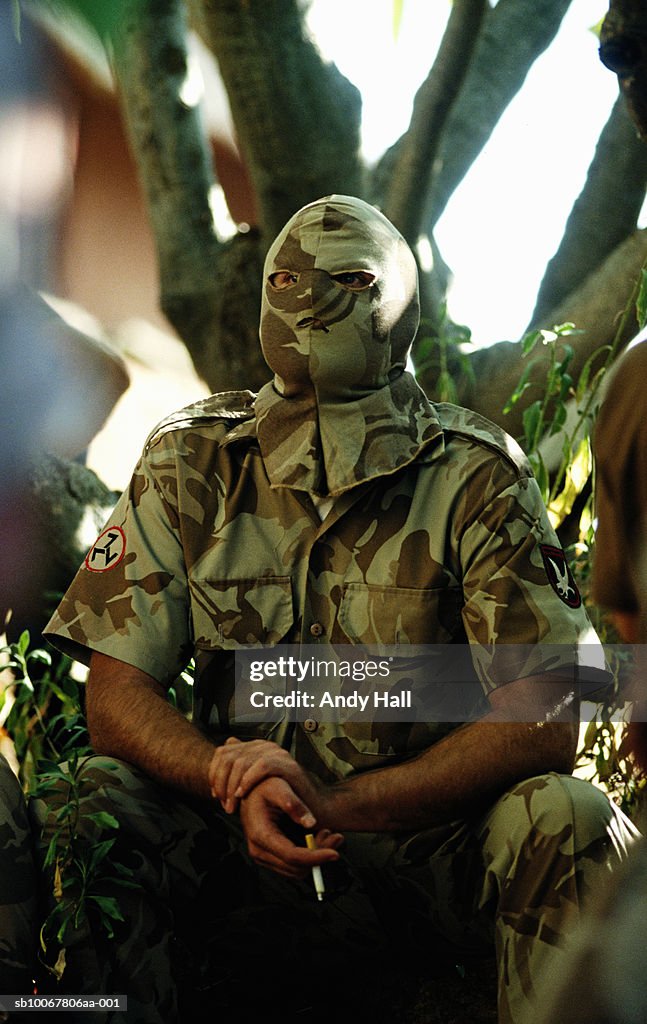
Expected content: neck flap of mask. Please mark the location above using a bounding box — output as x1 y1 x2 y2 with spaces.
255 195 441 496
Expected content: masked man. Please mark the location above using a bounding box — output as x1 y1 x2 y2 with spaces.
40 196 636 1024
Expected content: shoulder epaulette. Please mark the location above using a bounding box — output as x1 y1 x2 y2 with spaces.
433 402 531 477
145 390 256 451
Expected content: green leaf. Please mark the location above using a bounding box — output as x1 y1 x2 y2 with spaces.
549 402 568 436
55 803 76 823
528 451 549 502
558 345 574 372
558 372 573 401
553 322 579 336
521 330 542 356
27 649 52 668
86 838 116 872
88 894 125 922
43 836 61 869
86 811 120 831
44 0 136 42
503 360 537 413
637 267 647 330
570 436 592 491
437 369 457 404
582 719 599 751
522 400 543 452
12 678 34 698
589 16 605 39
547 437 592 529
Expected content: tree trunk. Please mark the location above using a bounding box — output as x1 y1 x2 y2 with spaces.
111 0 265 390
384 0 487 245
427 0 573 228
192 0 363 243
373 0 573 328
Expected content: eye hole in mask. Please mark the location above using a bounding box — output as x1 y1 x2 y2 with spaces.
268 270 375 292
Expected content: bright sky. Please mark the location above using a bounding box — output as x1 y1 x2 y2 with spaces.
306 0 619 347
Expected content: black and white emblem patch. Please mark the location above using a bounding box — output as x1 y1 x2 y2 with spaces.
540 544 581 608
85 526 126 573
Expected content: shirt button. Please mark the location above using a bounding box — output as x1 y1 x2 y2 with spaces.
309 622 324 637
303 719 318 733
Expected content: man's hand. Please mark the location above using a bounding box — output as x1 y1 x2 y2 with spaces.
239 777 343 878
209 737 302 813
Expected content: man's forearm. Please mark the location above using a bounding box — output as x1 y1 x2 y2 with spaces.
227 674 579 835
87 651 216 799
322 717 577 833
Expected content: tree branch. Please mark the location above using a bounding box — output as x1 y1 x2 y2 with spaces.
383 0 487 245
192 0 363 243
530 95 647 325
372 0 573 329
426 0 574 229
111 0 271 392
112 0 220 298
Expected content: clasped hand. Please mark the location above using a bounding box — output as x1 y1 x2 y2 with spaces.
208 737 343 878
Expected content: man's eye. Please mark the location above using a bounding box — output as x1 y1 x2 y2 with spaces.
268 271 298 290
330 271 375 291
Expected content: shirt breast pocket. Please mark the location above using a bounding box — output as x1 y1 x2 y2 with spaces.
336 582 463 646
189 575 294 648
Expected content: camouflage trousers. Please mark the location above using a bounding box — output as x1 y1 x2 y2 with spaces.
30 757 638 1024
0 754 37 995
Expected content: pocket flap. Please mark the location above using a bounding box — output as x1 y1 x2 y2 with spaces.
190 576 293 648
338 582 462 645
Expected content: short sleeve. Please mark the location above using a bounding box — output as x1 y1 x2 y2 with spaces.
44 449 192 686
457 466 600 694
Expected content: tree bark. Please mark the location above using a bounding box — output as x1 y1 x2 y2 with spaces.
192 0 363 244
530 95 647 325
384 0 487 246
600 0 647 140
111 0 274 391
112 0 219 302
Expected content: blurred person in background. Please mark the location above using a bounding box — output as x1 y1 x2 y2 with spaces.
532 338 647 1024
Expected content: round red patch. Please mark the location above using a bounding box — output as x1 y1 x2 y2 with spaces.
85 526 126 573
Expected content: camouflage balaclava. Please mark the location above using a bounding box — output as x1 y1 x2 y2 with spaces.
254 195 439 496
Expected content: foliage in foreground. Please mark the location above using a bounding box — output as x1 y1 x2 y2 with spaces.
0 632 136 979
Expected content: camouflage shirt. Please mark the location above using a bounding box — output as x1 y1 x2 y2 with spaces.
45 393 595 781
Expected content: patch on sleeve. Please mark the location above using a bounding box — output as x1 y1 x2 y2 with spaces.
540 544 581 608
85 526 126 573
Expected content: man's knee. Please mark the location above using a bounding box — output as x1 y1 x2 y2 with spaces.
480 772 639 907
502 773 636 856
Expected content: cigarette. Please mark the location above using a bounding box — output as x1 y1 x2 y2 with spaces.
305 832 325 901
